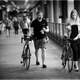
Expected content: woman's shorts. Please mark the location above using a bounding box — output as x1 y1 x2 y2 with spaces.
6 26 10 30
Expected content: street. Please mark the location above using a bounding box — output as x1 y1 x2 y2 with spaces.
0 30 80 79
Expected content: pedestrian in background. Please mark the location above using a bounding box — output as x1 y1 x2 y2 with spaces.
5 17 11 37
13 17 19 35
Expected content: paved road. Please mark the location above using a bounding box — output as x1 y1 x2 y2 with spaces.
0 30 80 79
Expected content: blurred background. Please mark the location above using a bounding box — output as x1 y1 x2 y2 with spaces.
0 0 80 23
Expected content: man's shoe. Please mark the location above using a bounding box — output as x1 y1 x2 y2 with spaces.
74 67 79 72
74 68 79 72
36 62 40 65
74 65 79 72
42 64 47 68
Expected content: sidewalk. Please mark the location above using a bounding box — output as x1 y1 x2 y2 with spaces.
0 30 80 79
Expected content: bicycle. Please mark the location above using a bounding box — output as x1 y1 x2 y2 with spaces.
61 36 73 72
21 35 32 70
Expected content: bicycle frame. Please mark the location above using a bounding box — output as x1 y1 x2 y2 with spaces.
21 35 31 56
21 35 31 70
62 37 73 72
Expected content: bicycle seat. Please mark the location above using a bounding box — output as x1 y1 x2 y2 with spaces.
23 36 30 41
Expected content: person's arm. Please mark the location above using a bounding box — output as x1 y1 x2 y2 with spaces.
73 35 78 40
30 21 34 36
78 25 80 38
66 21 71 31
65 19 71 38
27 21 33 37
73 19 80 40
43 20 49 33
43 26 49 33
78 19 80 38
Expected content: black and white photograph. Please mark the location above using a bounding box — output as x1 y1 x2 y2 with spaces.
0 0 80 80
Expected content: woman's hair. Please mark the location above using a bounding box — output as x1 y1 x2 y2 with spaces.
70 9 79 20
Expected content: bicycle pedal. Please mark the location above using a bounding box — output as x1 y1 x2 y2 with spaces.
20 61 23 64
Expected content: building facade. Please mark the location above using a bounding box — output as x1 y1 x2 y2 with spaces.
31 0 80 23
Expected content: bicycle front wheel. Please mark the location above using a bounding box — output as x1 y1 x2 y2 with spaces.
61 48 66 68
25 47 31 70
67 47 73 72
68 58 73 72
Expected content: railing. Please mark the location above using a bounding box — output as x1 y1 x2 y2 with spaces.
48 22 66 46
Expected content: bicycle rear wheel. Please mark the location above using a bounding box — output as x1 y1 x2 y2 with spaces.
25 47 31 70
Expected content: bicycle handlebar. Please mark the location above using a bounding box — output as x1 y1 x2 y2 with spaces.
21 35 34 43
63 36 73 43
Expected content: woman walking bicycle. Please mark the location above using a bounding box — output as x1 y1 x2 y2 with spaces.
64 9 80 71
5 17 11 37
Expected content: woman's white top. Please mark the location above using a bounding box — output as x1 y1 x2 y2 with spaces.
24 17 30 29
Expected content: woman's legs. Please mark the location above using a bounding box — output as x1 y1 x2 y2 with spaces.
71 42 79 71
9 29 10 37
6 29 9 37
